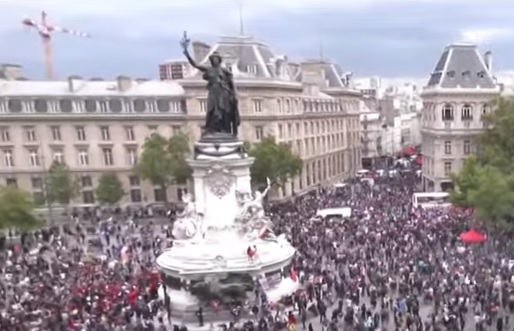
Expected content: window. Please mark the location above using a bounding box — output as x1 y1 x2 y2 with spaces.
447 70 456 78
481 104 490 115
154 188 166 202
442 104 454 121
78 149 89 166
126 147 138 165
444 141 452 155
51 126 61 141
82 191 95 204
6 177 17 187
25 127 36 141
278 124 283 139
172 125 182 136
100 126 110 140
252 100 263 113
103 148 114 166
247 64 258 74
3 150 14 167
76 126 86 141
31 177 43 190
129 175 140 186
199 99 207 113
81 176 92 187
130 189 142 203
464 140 471 155
148 125 158 136
28 148 40 167
0 127 10 142
125 126 135 141
99 100 109 113
285 99 291 112
444 161 452 176
255 126 264 140
52 149 64 164
277 99 282 112
461 104 473 120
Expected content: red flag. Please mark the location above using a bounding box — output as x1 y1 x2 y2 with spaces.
290 266 298 282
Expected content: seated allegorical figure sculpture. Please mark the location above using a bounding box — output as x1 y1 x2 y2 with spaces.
235 178 273 237
172 193 202 240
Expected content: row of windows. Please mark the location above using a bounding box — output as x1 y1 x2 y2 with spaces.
277 118 353 139
0 98 187 114
0 146 138 168
443 140 472 155
0 124 183 143
6 175 146 205
423 103 490 122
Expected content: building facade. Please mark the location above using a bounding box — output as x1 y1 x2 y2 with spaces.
0 36 361 206
421 44 500 192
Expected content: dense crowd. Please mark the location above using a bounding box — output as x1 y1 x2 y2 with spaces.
1 164 514 331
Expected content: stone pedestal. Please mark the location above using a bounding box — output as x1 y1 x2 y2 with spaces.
156 137 299 323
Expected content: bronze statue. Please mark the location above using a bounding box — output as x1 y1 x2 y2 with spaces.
181 31 240 138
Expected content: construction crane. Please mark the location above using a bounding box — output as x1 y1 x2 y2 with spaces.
22 11 90 80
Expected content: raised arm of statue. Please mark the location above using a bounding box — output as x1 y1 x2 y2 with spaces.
181 31 207 72
261 177 271 198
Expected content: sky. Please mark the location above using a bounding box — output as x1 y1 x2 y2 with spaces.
2 0 514 82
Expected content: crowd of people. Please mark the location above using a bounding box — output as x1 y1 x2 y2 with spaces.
1 164 514 331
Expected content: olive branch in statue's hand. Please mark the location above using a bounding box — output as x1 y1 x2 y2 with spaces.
180 31 191 51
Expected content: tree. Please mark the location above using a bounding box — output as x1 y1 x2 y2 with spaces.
451 97 514 228
247 136 303 189
467 166 514 229
95 173 125 205
450 156 481 208
136 133 192 202
0 186 41 231
45 161 78 206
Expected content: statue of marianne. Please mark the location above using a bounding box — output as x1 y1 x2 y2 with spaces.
180 31 240 137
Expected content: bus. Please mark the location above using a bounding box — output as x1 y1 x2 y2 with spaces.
412 192 451 209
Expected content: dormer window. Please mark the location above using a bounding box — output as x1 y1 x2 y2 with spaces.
246 64 258 74
477 71 486 79
462 71 471 80
447 70 456 79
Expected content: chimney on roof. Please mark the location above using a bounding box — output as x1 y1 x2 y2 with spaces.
67 75 83 92
192 41 211 63
117 75 132 92
1 64 24 81
484 51 493 73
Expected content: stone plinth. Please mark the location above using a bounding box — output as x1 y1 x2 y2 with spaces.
155 138 299 322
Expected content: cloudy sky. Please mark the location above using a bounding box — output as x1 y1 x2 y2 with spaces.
1 0 514 81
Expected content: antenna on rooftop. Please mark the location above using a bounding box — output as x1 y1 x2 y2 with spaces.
237 0 245 36
319 37 324 61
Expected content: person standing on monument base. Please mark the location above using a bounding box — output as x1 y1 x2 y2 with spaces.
181 31 240 137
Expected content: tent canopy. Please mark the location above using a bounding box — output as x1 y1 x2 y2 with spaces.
460 229 486 244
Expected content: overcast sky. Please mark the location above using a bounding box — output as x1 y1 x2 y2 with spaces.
1 0 514 81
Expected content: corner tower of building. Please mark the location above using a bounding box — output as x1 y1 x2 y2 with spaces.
421 43 500 192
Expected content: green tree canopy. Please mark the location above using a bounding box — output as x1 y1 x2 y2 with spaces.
247 136 303 188
0 186 41 231
95 173 125 205
45 161 78 206
451 97 514 228
136 133 192 202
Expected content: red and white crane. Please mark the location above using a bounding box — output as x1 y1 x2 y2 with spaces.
22 11 90 80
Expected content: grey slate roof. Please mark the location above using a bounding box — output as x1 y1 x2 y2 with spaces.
297 59 349 88
190 36 296 80
427 44 496 89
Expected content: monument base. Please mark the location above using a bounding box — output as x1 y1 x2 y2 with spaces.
156 137 298 325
